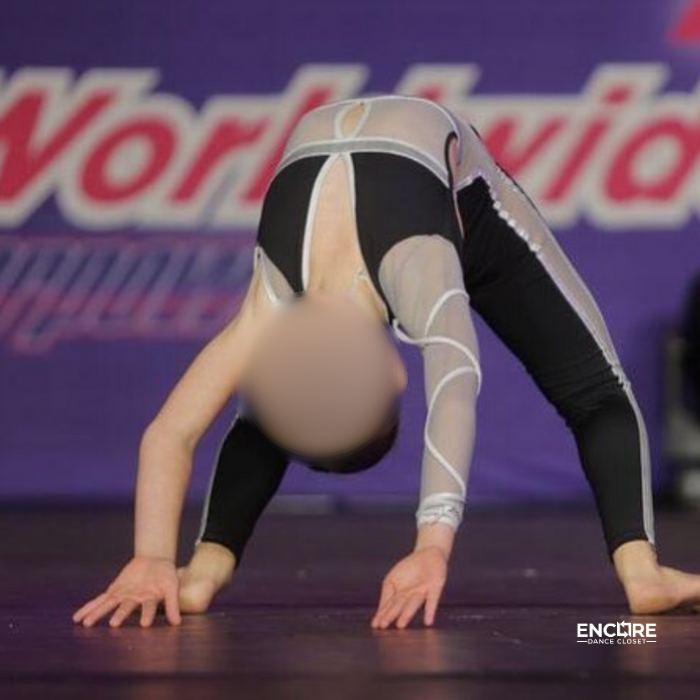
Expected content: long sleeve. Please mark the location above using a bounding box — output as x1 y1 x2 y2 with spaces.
379 235 481 530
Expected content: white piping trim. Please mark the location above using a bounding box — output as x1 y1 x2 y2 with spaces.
424 288 469 336
628 391 655 542
393 322 482 394
278 137 450 185
301 155 338 290
424 366 474 498
343 152 357 222
256 247 282 305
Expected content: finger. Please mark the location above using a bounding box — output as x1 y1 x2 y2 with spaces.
82 596 121 628
140 599 158 628
377 583 404 618
373 589 405 629
377 580 396 612
396 592 426 630
423 584 444 627
73 593 109 623
371 581 396 628
376 593 411 630
164 583 182 626
109 599 140 628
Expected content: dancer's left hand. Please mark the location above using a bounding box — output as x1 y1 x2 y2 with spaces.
371 546 448 629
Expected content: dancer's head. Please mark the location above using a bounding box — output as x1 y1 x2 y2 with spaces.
240 293 406 472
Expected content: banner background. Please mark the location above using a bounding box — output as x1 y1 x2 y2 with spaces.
1 0 698 504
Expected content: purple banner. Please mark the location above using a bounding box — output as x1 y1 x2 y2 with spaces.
1 0 700 502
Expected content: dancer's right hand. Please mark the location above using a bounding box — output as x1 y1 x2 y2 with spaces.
72 556 181 628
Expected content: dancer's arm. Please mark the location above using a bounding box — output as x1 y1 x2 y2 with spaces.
73 274 271 628
373 236 480 629
133 313 258 561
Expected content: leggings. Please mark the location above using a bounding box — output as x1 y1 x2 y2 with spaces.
197 168 655 563
458 176 654 555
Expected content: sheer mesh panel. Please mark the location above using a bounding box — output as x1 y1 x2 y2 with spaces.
380 235 480 529
279 96 459 185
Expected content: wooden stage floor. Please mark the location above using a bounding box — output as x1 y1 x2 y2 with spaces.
2 504 700 699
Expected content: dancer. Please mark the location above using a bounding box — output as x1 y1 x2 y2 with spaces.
74 96 700 629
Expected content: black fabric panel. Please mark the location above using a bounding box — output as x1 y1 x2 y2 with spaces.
256 157 327 293
682 273 700 416
352 152 462 319
199 418 289 563
458 177 648 556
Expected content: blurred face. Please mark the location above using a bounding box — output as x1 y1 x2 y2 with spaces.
240 292 406 459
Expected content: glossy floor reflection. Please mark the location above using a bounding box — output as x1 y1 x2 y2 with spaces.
2 505 700 699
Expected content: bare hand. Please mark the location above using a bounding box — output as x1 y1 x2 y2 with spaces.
371 546 448 630
72 556 181 628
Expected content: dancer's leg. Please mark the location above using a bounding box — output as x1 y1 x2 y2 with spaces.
180 417 288 612
456 173 700 612
458 176 654 555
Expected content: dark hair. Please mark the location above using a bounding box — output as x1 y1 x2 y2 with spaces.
239 396 401 475
299 405 401 475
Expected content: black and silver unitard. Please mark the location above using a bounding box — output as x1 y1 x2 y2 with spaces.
197 95 655 560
